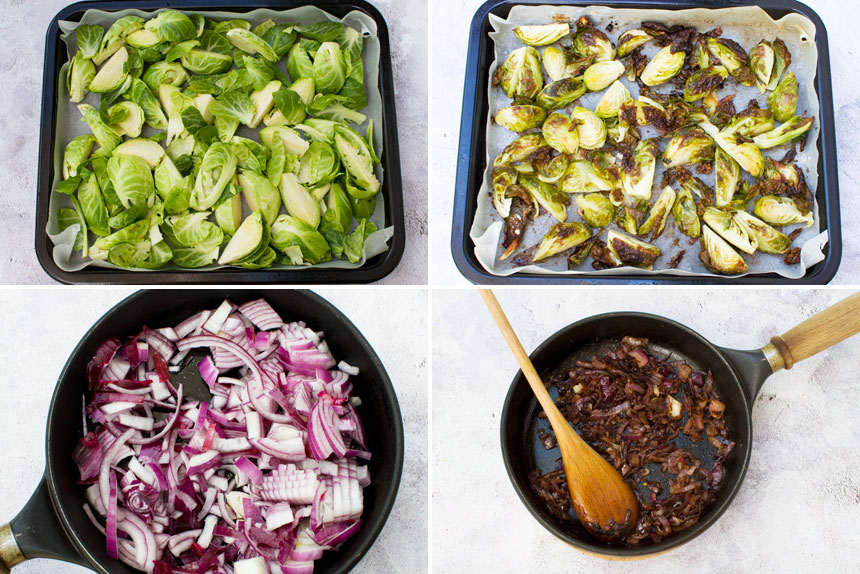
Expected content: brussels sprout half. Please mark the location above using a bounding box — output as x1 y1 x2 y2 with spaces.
640 45 685 87
575 193 613 227
494 46 543 101
495 105 547 132
638 185 675 240
513 23 570 47
606 229 661 270
753 195 814 227
533 222 592 262
700 225 748 275
583 60 625 92
767 72 799 123
702 207 757 254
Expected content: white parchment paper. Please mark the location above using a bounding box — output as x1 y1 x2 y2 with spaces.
472 5 826 278
49 6 393 272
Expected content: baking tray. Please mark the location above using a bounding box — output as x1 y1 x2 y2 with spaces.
36 0 405 284
451 0 841 284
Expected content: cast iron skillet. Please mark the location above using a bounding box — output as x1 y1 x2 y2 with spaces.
501 292 860 559
0 289 404 573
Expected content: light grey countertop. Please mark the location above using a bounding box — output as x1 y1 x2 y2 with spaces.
430 0 860 285
431 288 860 572
0 288 428 573
0 0 427 285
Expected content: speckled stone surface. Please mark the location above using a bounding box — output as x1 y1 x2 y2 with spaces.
0 288 428 573
0 0 427 285
430 0 860 285
432 289 860 572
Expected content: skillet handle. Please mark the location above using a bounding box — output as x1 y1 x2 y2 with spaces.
0 475 89 571
769 291 860 370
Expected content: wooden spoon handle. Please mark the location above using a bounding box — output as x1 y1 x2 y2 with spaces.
770 291 860 370
479 290 566 427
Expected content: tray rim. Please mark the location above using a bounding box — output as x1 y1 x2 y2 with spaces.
450 0 842 285
35 0 406 285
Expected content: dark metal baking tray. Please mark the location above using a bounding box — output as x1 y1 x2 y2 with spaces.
36 0 404 284
451 0 840 284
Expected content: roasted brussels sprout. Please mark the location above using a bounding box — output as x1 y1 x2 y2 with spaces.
638 185 675 240
519 174 568 222
533 222 592 262
673 187 700 238
662 129 715 168
606 229 661 270
767 38 791 91
541 112 578 154
621 138 658 200
494 133 545 166
542 46 567 82
534 153 569 184
492 165 518 218
559 161 616 194
725 106 774 138
536 77 586 110
621 96 668 127
567 237 596 267
583 60 625 92
571 107 606 150
700 225 748 274
706 38 754 86
749 40 775 93
640 45 685 86
616 29 652 58
575 193 613 227
753 116 813 149
767 72 798 123
753 195 814 227
500 186 534 261
572 25 615 62
702 207 757 254
691 36 710 70
495 104 547 132
495 46 543 101
615 205 641 234
714 147 740 208
683 66 728 102
594 80 631 118
700 120 764 177
733 210 791 254
513 23 570 47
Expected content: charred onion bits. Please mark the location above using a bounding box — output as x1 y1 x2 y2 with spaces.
529 336 734 545
74 298 370 574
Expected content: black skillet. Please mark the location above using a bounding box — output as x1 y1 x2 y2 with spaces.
0 289 404 573
501 292 860 559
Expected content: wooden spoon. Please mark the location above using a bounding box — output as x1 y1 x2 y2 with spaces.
480 289 638 540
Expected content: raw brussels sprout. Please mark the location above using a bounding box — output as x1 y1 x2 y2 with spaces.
725 106 774 138
767 72 798 123
308 94 367 125
575 193 613 227
707 38 754 86
753 195 814 227
78 172 109 237
107 154 154 208
298 141 338 187
767 38 791 91
313 42 349 95
495 105 547 132
572 25 615 62
519 174 567 222
714 147 740 209
210 90 256 126
128 78 167 129
270 214 331 264
247 80 282 128
287 43 314 81
700 120 764 177
190 142 238 210
583 60 625 92
616 29 652 58
683 66 728 102
109 101 145 138
494 133 545 166
542 46 567 82
142 61 188 93
112 138 165 168
672 187 700 238
89 46 129 93
541 112 578 154
320 181 354 234
494 46 543 101
260 125 311 156
606 229 660 270
533 222 592 262
535 77 586 110
748 40 775 93
621 138 658 200
89 219 147 260
164 211 223 255
94 15 144 66
334 124 379 194
75 25 105 60
226 28 278 62
638 185 675 240
559 160 615 195
702 207 757 254
215 193 243 236
662 130 715 168
594 80 630 118
513 23 569 47
279 172 321 228
492 165 518 218
145 10 196 43
571 107 606 150
218 211 269 265
752 116 813 149
239 170 281 226
700 225 747 274
640 45 685 86
181 47 233 75
68 51 95 103
733 210 791 254
534 153 569 184
62 135 96 179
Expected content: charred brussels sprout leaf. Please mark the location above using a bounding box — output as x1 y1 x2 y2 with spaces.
495 105 547 132
572 25 615 62
767 72 798 123
513 23 569 47
533 222 592 262
492 165 518 218
673 187 700 238
616 29 652 58
575 193 613 227
640 45 685 86
748 40 775 93
707 38 754 86
767 38 792 91
700 120 764 177
683 66 728 102
519 174 567 222
541 112 578 154
753 195 814 227
536 77 586 110
534 153 569 184
495 46 543 101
